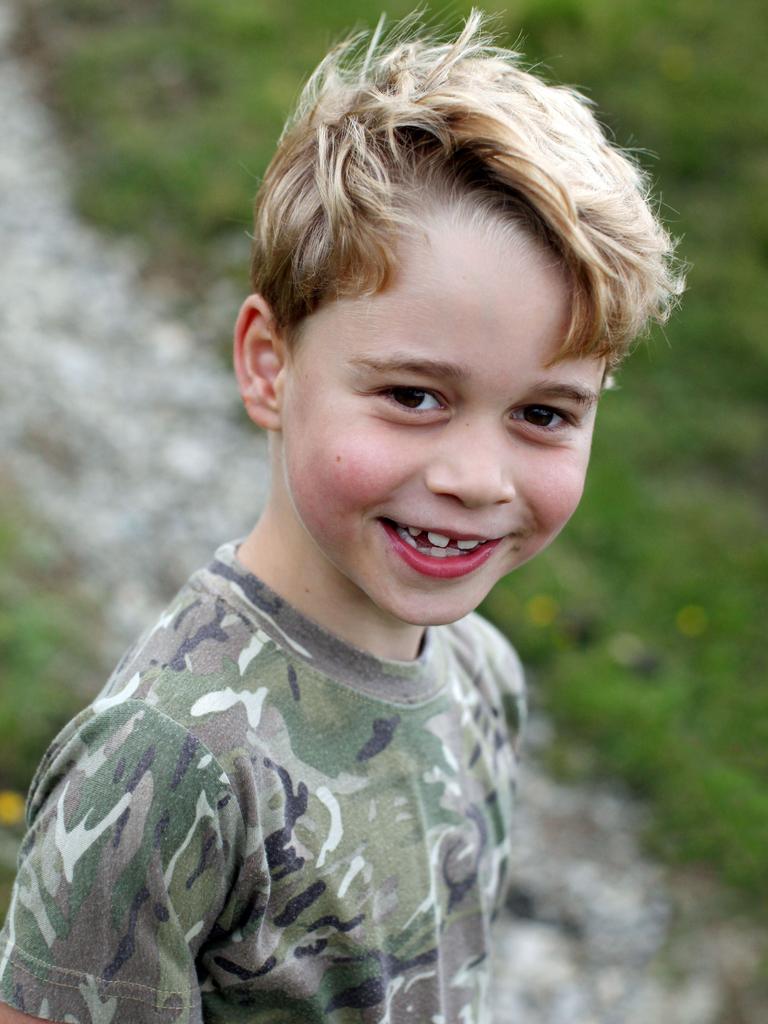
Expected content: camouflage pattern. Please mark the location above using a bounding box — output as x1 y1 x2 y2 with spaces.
0 540 525 1023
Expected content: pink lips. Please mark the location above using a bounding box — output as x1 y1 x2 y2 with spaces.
381 520 501 579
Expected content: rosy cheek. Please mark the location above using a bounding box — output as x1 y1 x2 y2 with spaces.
329 442 402 509
528 457 589 538
286 431 398 523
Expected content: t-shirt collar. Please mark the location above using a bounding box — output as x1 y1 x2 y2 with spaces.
196 540 447 706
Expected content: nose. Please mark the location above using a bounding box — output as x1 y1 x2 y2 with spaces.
424 423 516 509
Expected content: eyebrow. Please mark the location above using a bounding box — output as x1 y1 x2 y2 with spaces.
530 381 600 409
349 354 469 382
350 355 600 409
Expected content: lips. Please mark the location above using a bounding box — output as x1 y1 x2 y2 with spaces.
381 519 502 579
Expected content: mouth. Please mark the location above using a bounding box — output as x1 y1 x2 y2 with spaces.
380 518 504 579
388 520 493 557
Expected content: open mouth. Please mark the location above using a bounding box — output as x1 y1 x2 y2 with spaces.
383 519 492 558
380 519 503 579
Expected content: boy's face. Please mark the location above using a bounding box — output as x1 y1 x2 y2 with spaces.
237 212 604 659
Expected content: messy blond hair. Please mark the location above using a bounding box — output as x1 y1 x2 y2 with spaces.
250 10 683 367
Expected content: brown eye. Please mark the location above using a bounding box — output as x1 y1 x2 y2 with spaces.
389 388 440 410
520 405 566 428
523 406 556 426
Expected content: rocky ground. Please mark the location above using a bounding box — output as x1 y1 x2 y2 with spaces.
0 1 764 1020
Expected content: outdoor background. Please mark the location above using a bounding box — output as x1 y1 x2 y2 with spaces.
0 0 766 1011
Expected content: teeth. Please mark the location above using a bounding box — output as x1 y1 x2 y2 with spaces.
394 522 486 557
399 529 419 549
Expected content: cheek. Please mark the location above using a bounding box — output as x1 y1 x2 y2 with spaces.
529 453 590 535
284 426 403 529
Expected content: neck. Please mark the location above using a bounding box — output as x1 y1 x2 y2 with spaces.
237 511 426 662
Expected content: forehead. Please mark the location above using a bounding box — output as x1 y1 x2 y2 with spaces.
343 215 567 353
403 212 564 311
293 214 603 393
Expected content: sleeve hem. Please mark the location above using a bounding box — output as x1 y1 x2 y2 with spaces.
1 937 193 1010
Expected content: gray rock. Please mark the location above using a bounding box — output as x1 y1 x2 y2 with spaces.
0 0 267 649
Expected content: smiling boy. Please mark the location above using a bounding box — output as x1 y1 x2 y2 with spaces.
0 12 681 1024
234 214 601 662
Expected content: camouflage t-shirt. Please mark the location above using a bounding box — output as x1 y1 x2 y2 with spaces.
0 540 525 1024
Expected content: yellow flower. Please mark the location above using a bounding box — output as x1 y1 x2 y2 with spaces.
676 604 708 637
0 790 25 827
526 594 558 627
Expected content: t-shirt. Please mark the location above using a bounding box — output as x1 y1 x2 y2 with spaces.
0 540 525 1024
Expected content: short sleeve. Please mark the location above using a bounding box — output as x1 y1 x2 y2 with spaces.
497 635 527 747
0 699 244 1024
470 613 527 748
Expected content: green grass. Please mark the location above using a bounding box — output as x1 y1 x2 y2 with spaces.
12 0 768 917
0 483 105 918
0 482 105 795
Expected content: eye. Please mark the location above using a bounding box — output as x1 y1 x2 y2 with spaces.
515 405 568 429
386 387 442 411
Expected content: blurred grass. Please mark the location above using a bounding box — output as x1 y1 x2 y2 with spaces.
7 0 768 919
0 480 104 798
0 477 106 901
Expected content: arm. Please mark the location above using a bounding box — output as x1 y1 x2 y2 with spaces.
0 1003 54 1023
0 701 243 1023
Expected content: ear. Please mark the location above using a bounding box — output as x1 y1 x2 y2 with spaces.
234 294 287 431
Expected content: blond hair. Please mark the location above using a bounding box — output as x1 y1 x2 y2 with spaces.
250 10 683 367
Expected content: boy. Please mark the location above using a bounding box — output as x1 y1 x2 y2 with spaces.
0 11 681 1024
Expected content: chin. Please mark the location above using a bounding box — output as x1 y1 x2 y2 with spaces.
380 591 489 629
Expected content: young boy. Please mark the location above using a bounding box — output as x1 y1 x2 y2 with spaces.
0 11 681 1024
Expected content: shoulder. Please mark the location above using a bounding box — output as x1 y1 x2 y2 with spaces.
437 611 527 739
91 570 293 758
25 696 241 850
22 564 257 857
66 567 307 839
440 611 524 690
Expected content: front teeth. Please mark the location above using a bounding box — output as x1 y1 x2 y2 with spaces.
395 523 485 557
399 529 451 556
